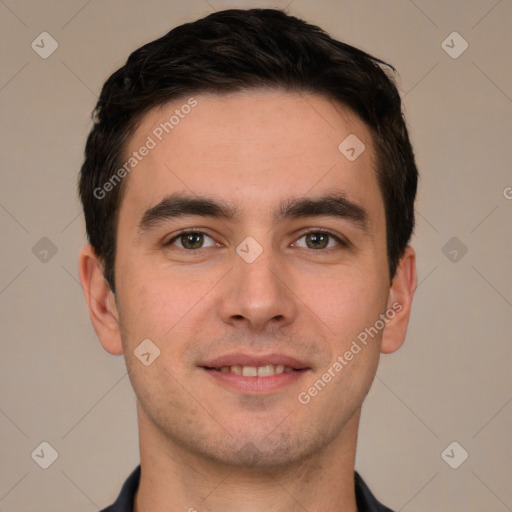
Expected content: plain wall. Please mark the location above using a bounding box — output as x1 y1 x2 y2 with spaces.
0 0 511 510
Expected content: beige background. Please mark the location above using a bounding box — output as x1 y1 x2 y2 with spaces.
1 0 511 510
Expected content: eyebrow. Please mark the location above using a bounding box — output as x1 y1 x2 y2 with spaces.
137 192 369 233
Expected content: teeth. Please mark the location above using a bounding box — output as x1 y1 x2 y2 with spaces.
230 365 243 375
242 366 258 377
216 364 295 377
257 365 274 377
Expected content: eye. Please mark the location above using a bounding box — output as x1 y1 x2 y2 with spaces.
293 230 347 250
166 230 217 250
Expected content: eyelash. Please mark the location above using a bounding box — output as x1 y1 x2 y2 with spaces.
165 228 349 251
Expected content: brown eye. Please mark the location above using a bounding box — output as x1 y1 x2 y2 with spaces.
167 231 216 250
305 232 329 249
294 231 345 250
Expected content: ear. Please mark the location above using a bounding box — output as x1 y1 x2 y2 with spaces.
78 244 123 355
381 245 417 354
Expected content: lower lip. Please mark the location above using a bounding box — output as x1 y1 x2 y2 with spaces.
202 368 309 393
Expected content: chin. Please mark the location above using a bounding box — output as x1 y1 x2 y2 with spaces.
188 426 330 472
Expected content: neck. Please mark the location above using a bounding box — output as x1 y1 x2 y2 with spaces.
133 404 361 512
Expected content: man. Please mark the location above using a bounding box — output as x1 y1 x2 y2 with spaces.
78 8 418 512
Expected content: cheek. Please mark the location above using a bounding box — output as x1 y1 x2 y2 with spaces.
300 266 388 340
116 276 173 344
115 266 217 350
296 330 381 435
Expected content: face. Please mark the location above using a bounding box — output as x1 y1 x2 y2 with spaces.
84 90 413 470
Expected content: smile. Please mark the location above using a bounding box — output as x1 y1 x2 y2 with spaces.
200 354 311 393
207 364 297 377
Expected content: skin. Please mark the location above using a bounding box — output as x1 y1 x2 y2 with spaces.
79 90 416 512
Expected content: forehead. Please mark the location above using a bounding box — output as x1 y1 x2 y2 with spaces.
119 89 383 228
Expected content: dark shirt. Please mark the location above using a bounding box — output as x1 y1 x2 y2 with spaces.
100 465 394 511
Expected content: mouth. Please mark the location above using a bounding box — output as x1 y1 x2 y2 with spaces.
204 363 302 377
199 354 311 393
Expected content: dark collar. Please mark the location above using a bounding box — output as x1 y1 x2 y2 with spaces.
101 465 394 512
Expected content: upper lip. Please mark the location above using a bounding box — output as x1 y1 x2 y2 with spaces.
200 353 311 370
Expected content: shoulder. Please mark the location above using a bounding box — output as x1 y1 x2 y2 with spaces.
354 471 395 512
99 465 141 512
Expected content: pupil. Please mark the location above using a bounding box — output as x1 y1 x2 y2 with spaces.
184 233 202 249
307 233 327 249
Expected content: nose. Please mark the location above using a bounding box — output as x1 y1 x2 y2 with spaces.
217 244 298 332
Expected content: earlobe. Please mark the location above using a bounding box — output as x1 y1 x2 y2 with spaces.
78 245 123 355
381 245 417 354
